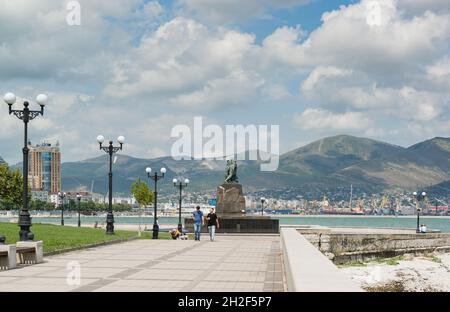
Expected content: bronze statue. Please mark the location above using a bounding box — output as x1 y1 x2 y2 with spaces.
224 159 238 183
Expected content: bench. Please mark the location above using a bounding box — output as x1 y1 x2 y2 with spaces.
0 236 17 270
16 241 44 265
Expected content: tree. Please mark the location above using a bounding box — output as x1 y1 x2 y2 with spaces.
29 200 56 211
130 178 153 236
131 179 153 208
0 164 24 210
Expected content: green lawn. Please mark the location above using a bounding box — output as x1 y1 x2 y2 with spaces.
0 222 171 253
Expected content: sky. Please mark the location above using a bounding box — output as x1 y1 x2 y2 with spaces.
0 0 449 164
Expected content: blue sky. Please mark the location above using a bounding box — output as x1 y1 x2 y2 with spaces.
0 0 449 164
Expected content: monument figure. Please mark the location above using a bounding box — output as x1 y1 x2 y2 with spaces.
216 159 245 216
185 159 279 233
224 160 238 183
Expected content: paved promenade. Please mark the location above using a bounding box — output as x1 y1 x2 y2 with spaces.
0 235 284 292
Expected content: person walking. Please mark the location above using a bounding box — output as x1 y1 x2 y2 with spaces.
192 206 204 241
206 208 220 242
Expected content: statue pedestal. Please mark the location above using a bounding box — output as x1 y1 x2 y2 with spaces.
184 216 279 234
184 183 279 234
216 183 246 217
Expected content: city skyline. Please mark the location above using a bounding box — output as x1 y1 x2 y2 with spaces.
0 0 449 165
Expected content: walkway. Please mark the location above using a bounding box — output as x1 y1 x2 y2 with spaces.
0 235 284 292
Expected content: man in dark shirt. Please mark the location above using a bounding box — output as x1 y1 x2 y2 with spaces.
206 208 220 242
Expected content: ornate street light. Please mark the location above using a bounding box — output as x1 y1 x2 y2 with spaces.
4 92 47 241
261 197 266 216
58 192 67 226
97 135 125 235
173 178 190 233
413 191 427 233
146 167 166 239
76 193 82 228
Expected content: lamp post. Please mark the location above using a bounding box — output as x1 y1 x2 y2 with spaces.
58 192 66 226
4 93 48 241
413 191 427 233
261 197 266 216
146 167 166 239
76 193 82 228
97 135 125 235
173 178 190 233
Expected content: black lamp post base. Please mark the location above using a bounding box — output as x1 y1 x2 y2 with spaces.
18 210 34 241
106 225 115 235
19 229 34 242
178 223 183 233
106 212 115 235
152 224 159 239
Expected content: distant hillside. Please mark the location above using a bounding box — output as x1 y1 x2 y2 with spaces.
336 137 450 189
0 156 5 165
58 135 450 196
279 135 403 176
425 180 450 198
62 155 227 195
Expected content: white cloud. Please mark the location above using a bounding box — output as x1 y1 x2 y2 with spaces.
426 56 450 89
103 17 264 110
294 109 373 131
169 70 265 109
260 26 308 69
397 0 450 16
292 0 450 142
302 66 353 91
248 0 450 81
0 0 449 163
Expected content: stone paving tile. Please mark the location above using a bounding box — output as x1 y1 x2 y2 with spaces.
95 279 190 292
0 284 81 292
80 259 148 268
126 269 202 281
204 270 266 283
36 267 124 279
168 256 224 263
152 261 211 270
191 281 265 292
36 259 91 267
0 236 285 292
0 265 58 277
5 276 99 287
0 276 21 283
106 255 161 261
216 262 267 271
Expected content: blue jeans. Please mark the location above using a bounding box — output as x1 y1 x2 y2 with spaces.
194 223 202 240
208 225 216 241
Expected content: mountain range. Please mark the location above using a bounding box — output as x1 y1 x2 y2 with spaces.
61 135 450 195
3 135 449 196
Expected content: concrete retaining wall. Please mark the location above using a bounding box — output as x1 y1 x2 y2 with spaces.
281 228 363 292
297 229 450 264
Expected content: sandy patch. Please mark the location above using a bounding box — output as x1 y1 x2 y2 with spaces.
340 253 450 292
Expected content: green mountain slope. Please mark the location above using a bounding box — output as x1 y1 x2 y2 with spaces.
336 137 450 189
51 135 450 195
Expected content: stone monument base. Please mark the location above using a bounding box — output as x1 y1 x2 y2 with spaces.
185 216 279 234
